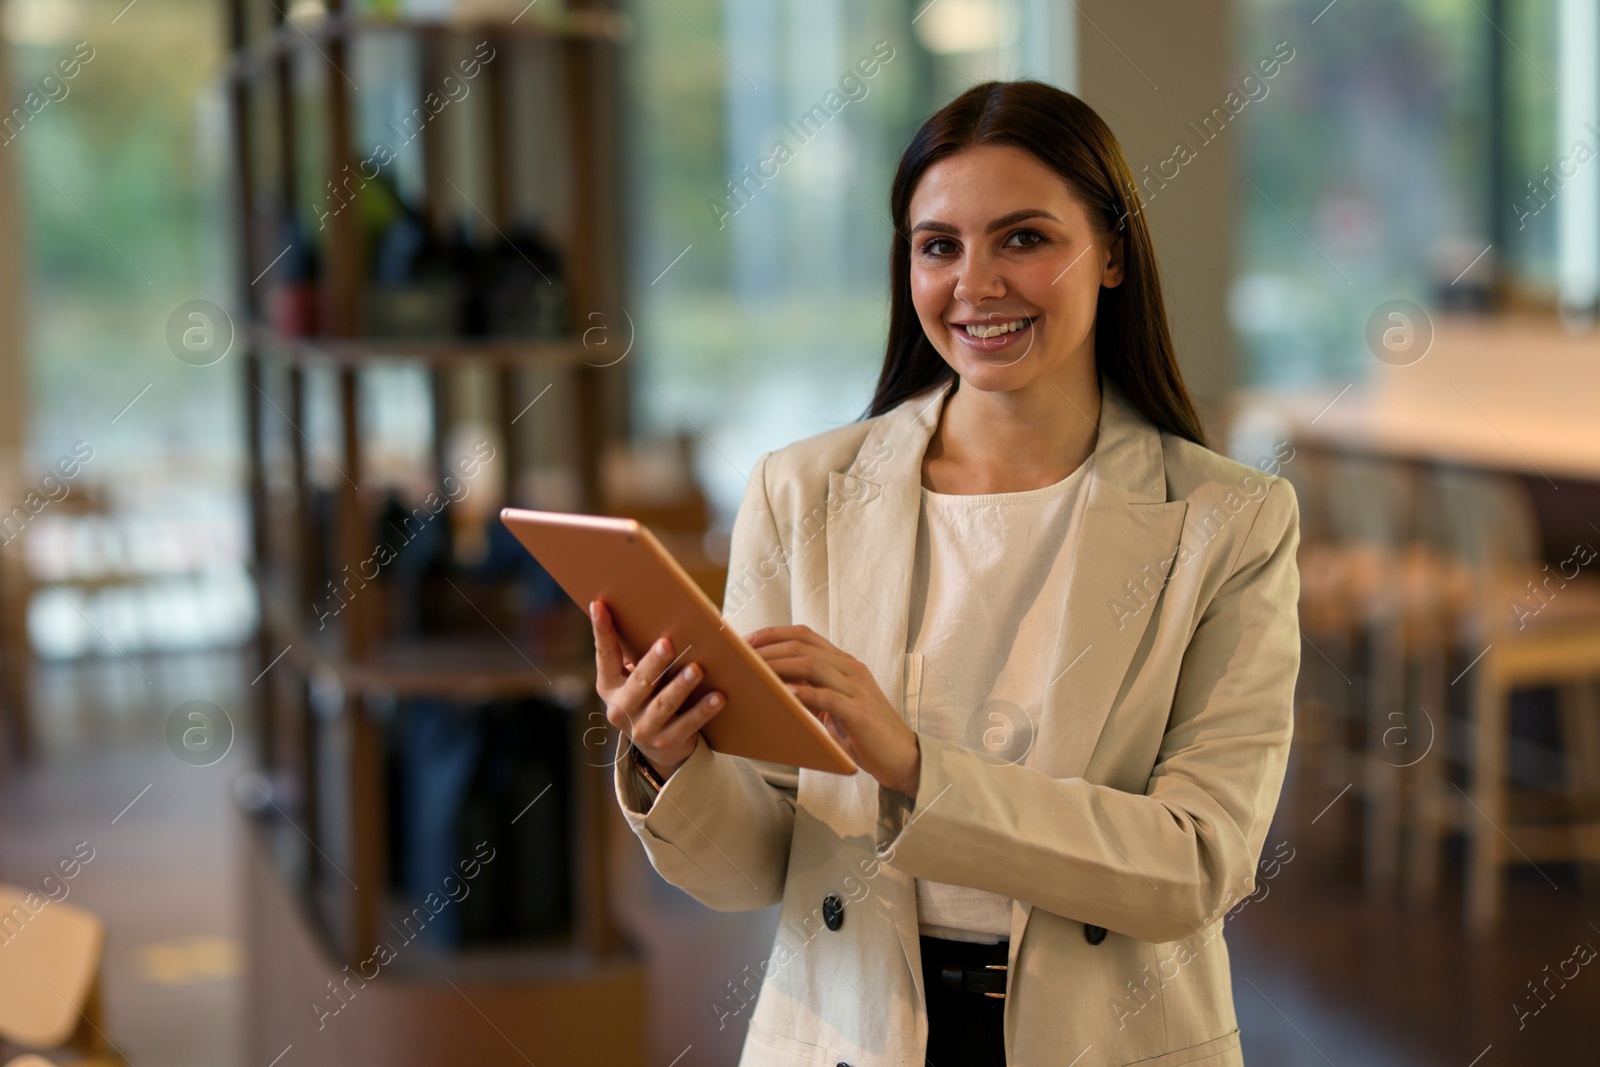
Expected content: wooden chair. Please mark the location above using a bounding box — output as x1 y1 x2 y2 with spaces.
1291 450 1441 895
0 533 30 768
1403 467 1600 935
1282 449 1365 813
1280 447 1382 812
0 884 122 1065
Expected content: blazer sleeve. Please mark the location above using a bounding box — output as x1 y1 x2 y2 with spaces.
874 475 1301 944
611 449 801 912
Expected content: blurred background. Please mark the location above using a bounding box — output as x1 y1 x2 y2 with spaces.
1 0 1598 1063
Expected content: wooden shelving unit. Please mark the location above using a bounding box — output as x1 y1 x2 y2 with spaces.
223 0 645 1062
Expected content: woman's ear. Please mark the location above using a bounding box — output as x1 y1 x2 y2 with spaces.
1102 232 1125 289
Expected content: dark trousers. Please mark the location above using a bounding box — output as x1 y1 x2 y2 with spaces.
920 934 1008 1067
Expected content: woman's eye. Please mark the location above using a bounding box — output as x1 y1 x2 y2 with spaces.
918 230 1045 258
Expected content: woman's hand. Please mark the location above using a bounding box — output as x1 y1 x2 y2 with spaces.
746 624 922 798
591 599 726 780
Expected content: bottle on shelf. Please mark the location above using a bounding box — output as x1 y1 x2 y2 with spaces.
264 201 321 337
364 177 469 340
468 221 569 340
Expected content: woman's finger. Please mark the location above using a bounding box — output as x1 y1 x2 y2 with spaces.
747 637 811 659
819 710 853 751
622 634 683 703
635 659 703 740
745 624 829 651
591 600 630 694
750 639 854 683
594 606 677 734
787 679 846 720
748 625 829 650
802 693 866 767
653 689 726 751
764 635 859 672
761 653 851 693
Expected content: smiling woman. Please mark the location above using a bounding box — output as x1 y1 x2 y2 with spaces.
870 82 1206 456
605 79 1300 1067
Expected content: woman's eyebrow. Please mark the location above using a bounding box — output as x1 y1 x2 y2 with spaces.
909 208 1061 237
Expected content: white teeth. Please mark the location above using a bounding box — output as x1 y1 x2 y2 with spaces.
962 318 1030 338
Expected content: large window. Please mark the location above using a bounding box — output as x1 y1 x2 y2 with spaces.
623 0 1073 520
1233 0 1497 388
4 0 251 664
1233 0 1592 389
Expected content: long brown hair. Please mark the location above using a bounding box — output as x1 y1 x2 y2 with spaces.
863 79 1209 450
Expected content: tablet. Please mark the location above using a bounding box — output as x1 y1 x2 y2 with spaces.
499 507 858 775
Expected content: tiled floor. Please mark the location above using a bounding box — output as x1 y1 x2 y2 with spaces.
0 653 248 1067
1229 776 1600 1066
3 652 1598 1065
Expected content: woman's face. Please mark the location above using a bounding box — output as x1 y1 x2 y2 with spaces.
907 143 1122 393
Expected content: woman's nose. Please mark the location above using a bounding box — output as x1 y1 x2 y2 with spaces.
952 254 1006 304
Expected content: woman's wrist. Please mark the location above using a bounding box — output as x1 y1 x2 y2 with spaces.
891 731 922 799
633 748 667 791
634 746 687 789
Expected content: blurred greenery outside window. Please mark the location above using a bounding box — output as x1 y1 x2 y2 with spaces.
1234 0 1572 391
4 0 246 658
624 0 1072 521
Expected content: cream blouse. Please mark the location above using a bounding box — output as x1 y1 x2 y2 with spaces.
906 454 1094 943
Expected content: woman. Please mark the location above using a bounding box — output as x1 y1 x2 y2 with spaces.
592 79 1300 1067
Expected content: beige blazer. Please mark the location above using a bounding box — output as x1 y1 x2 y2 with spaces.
613 373 1301 1067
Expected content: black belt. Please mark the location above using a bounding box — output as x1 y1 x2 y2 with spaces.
920 934 1009 999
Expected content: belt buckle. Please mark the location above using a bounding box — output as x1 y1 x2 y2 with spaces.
982 962 1006 1000
929 938 1009 999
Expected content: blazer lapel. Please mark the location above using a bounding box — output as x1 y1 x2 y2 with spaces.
1008 377 1188 950
824 383 950 735
1030 380 1189 782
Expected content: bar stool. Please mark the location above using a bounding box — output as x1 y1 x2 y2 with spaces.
1313 452 1435 896
0 884 122 1065
1405 466 1600 935
1280 448 1357 807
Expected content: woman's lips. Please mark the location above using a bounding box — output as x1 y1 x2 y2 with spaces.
952 316 1037 352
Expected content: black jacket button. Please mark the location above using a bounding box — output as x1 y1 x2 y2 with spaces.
1084 923 1107 945
822 892 844 931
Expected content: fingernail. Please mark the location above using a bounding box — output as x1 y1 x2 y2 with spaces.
655 638 669 653
588 601 598 619
708 693 723 707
